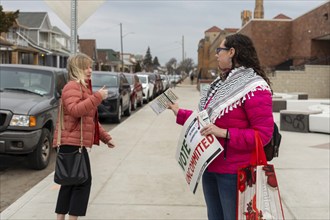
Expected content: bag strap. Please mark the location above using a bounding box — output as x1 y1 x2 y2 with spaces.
56 99 64 147
250 130 268 166
79 86 83 148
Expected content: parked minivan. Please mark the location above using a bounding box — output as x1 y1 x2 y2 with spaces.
137 73 154 103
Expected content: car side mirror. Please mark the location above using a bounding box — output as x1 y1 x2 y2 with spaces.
55 90 62 99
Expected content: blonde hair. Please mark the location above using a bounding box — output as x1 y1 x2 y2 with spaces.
67 53 93 87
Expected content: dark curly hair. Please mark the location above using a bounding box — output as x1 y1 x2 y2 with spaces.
224 33 271 87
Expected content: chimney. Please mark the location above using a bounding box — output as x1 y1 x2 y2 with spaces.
241 10 252 26
254 0 264 19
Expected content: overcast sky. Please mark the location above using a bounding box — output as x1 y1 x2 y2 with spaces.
1 0 328 66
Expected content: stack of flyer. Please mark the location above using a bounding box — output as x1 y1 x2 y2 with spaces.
149 89 179 115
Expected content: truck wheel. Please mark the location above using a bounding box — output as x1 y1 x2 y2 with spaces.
28 128 51 170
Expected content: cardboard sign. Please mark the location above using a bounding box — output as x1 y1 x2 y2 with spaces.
175 110 223 193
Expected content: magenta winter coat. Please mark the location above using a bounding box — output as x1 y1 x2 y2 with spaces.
176 89 274 174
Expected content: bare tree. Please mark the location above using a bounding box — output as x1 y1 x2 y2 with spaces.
178 58 195 74
165 58 177 75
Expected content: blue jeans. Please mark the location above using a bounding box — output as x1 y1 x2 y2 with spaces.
202 171 237 220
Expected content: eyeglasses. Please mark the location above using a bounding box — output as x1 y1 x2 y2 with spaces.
216 47 230 54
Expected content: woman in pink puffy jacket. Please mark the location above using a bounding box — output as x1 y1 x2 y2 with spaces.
168 33 274 220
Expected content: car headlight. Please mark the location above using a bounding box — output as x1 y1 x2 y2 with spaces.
10 115 36 127
107 92 118 99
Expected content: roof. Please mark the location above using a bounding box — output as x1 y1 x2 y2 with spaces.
52 26 70 38
123 59 133 65
273 14 292 19
224 28 239 33
97 49 120 63
17 12 48 29
0 37 14 47
205 26 221 33
11 45 41 53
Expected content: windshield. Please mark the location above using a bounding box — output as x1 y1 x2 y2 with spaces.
92 74 118 87
0 69 53 95
125 75 133 85
138 75 147 84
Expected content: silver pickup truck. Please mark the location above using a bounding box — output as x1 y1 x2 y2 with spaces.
0 64 67 170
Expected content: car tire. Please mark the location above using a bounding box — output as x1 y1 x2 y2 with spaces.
113 103 122 123
27 128 51 170
148 91 153 102
145 93 149 103
124 100 131 116
139 97 143 107
132 96 137 110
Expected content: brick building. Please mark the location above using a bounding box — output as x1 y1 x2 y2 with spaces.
78 39 100 70
197 27 238 79
197 1 330 78
239 1 330 71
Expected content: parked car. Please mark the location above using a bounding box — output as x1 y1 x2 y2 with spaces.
160 74 170 91
91 71 131 123
147 72 163 97
123 73 144 110
0 64 68 170
137 73 154 103
168 74 183 87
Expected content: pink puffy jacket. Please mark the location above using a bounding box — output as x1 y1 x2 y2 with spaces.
176 89 274 174
53 80 112 148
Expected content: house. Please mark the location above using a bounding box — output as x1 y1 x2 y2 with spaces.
122 53 137 73
97 48 121 72
2 11 70 67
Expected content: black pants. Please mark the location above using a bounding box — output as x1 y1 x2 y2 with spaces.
55 145 92 216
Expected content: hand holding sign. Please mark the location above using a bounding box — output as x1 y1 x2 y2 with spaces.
175 110 223 193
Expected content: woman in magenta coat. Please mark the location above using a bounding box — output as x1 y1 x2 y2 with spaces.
168 33 274 220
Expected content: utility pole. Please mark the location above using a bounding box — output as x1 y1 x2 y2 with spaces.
182 35 185 62
120 23 123 73
70 0 77 54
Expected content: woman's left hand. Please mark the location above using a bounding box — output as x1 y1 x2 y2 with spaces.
107 139 115 148
167 102 179 116
200 124 225 138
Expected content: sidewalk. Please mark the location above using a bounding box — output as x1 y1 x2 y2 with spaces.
1 79 329 220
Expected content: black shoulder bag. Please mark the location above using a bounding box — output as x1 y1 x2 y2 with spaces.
264 123 282 161
54 100 88 185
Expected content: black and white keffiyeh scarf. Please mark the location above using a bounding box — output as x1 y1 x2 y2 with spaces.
199 66 271 123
